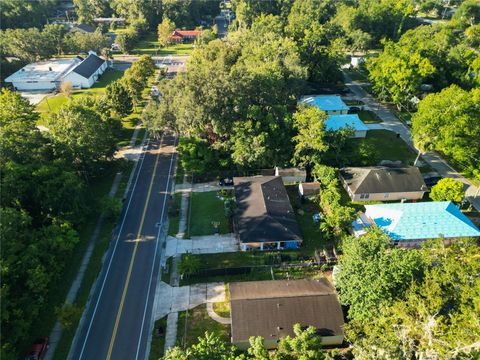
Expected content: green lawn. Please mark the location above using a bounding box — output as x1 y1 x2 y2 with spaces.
149 317 168 360
132 32 195 56
189 191 230 236
176 305 230 349
343 130 417 167
168 192 183 237
36 68 124 116
358 110 382 123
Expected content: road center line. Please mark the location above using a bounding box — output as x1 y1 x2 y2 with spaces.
105 137 163 360
135 135 177 360
77 138 150 360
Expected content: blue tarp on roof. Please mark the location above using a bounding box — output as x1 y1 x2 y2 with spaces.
325 114 368 132
364 201 480 241
300 95 349 112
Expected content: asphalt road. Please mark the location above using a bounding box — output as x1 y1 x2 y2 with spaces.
69 134 177 360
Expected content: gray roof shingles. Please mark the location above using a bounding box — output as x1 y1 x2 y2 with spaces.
72 54 105 79
233 176 303 244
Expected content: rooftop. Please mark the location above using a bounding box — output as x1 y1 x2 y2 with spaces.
325 114 368 132
340 166 427 194
71 53 105 79
233 176 302 244
5 58 82 83
365 201 480 241
230 279 344 343
299 95 349 112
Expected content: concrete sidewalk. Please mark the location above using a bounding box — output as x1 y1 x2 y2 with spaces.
175 181 233 193
165 234 239 257
343 72 480 211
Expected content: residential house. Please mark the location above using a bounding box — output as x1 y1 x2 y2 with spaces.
355 201 480 247
325 114 368 138
70 23 96 33
233 176 303 251
171 29 202 43
299 95 349 115
340 166 427 202
230 279 345 350
298 182 320 198
5 57 83 91
63 51 107 89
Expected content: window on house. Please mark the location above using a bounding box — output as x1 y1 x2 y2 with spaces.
360 193 370 199
384 193 390 199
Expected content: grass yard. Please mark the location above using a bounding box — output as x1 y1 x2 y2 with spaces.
132 32 195 56
36 69 124 117
344 130 417 167
358 110 382 123
161 257 173 284
189 191 230 236
168 192 183 237
149 317 168 360
176 305 230 349
213 284 230 318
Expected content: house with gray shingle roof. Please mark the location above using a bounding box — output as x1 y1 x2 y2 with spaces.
234 176 303 251
63 51 107 89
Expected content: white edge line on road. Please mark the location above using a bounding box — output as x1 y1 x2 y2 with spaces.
135 134 177 360
77 136 156 360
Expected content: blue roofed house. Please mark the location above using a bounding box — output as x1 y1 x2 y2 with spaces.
299 95 349 115
355 201 480 247
326 114 368 138
299 96 368 137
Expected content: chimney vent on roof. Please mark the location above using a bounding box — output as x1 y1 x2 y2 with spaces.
49 67 52 71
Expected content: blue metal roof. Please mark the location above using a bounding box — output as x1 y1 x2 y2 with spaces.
364 201 480 241
325 114 368 132
300 95 349 112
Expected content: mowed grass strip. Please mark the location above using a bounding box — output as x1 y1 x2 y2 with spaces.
149 317 168 360
47 159 133 360
189 191 229 236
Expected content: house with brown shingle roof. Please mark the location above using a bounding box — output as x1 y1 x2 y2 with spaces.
339 166 427 202
229 279 345 350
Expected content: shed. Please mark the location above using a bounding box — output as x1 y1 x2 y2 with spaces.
298 182 320 198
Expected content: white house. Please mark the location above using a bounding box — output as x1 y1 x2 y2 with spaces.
63 51 107 89
5 57 82 91
5 51 107 91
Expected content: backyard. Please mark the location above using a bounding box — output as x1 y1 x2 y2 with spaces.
131 32 195 56
358 110 381 123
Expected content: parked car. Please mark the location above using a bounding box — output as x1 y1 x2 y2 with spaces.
218 177 234 186
348 106 361 114
424 176 442 188
26 337 49 360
